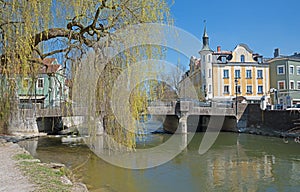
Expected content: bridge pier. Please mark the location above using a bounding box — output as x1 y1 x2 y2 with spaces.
178 113 188 134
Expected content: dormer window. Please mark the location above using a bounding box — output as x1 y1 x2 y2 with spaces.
257 57 262 63
240 55 245 62
221 56 226 63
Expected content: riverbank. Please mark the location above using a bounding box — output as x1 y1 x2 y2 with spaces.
0 137 88 192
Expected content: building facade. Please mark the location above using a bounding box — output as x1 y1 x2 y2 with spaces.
268 49 300 107
209 44 270 103
178 56 203 99
3 58 69 108
180 26 270 104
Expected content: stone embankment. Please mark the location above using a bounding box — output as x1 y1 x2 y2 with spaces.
0 137 88 192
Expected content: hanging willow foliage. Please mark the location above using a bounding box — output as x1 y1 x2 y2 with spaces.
0 0 173 149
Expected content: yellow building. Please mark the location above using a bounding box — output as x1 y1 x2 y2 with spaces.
210 44 270 102
179 26 270 103
198 27 270 103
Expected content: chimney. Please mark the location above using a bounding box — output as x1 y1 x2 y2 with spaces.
217 46 221 52
274 48 280 58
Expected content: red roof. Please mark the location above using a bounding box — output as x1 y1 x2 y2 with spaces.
42 58 56 65
40 64 61 74
0 58 61 74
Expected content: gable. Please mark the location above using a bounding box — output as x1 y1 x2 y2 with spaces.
231 44 256 63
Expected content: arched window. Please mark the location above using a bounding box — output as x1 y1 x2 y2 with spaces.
241 55 245 62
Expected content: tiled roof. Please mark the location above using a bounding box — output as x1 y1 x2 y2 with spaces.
213 51 232 55
42 58 56 65
40 64 61 74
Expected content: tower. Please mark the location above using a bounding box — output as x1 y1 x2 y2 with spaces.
199 22 213 100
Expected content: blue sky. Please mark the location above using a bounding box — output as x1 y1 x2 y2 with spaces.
168 0 300 63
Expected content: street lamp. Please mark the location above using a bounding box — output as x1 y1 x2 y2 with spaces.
235 77 238 116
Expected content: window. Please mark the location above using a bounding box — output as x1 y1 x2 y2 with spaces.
297 81 300 90
278 81 285 90
241 55 245 62
208 69 212 78
235 85 241 94
257 70 263 79
221 57 227 63
22 78 30 89
224 85 229 94
246 70 252 79
208 55 211 63
297 66 300 75
258 86 263 94
277 65 285 75
290 81 295 90
290 66 294 75
208 85 212 93
223 69 229 78
235 70 241 78
257 57 262 63
246 85 252 94
202 55 206 63
37 78 44 89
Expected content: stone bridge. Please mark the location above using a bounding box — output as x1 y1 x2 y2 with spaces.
8 105 89 134
148 100 247 133
18 106 88 118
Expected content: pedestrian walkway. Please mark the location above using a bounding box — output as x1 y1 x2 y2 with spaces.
0 141 35 192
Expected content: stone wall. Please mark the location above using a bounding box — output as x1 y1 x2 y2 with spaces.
62 116 85 128
8 110 39 135
238 104 300 132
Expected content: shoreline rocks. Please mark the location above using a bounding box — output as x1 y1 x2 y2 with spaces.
0 137 89 192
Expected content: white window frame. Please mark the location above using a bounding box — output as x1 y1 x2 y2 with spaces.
235 69 241 78
277 65 285 75
37 78 44 89
223 69 229 78
257 69 263 79
241 55 245 62
297 81 300 90
290 80 295 90
290 65 294 75
246 85 252 94
246 69 252 79
221 56 227 63
224 85 230 94
257 85 263 94
208 84 212 93
208 69 212 78
297 66 300 75
278 80 285 90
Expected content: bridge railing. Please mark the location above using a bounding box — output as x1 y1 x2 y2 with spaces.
18 105 89 118
148 101 176 107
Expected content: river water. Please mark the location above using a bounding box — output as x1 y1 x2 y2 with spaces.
19 131 300 192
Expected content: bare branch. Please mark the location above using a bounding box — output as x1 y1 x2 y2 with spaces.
34 28 93 47
41 47 70 59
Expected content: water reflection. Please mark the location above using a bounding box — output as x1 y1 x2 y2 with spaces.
19 133 300 192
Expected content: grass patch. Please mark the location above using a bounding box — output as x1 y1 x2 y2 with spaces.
15 154 73 192
14 153 33 160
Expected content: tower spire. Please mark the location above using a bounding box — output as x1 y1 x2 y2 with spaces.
201 20 211 51
203 20 208 38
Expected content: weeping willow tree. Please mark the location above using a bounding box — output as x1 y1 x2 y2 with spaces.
0 0 172 149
